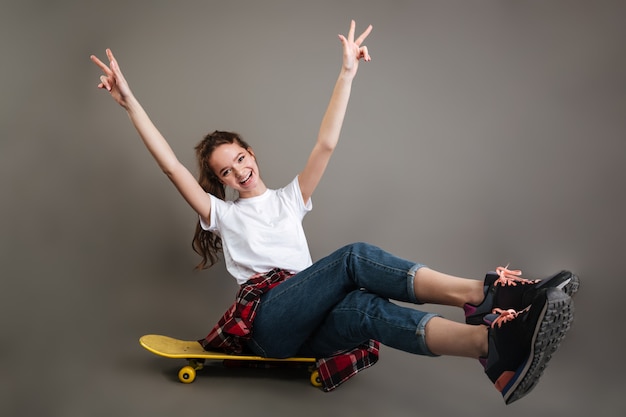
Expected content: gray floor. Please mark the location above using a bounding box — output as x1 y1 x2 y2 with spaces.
2 1 624 416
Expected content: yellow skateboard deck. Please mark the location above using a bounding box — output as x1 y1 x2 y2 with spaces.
139 334 321 386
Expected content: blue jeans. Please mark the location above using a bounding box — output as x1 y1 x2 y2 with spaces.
246 242 439 358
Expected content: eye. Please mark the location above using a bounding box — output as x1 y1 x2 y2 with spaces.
238 155 245 163
221 168 231 177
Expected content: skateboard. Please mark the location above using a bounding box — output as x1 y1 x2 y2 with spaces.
139 334 322 386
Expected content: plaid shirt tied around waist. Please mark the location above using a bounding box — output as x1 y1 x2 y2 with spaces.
198 268 380 392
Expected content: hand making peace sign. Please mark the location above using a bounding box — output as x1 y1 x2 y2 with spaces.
90 48 133 109
338 20 373 76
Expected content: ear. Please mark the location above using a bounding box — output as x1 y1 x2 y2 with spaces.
247 147 256 159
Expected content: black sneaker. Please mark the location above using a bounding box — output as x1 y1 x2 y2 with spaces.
464 267 579 325
481 287 574 404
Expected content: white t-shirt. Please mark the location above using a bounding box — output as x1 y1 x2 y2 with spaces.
200 176 313 285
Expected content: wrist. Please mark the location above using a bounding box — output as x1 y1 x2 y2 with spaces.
338 68 356 82
122 93 140 112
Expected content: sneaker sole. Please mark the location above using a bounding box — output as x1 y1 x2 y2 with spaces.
503 288 574 405
561 273 580 297
537 270 580 298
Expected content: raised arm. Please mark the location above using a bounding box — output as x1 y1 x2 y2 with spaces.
298 20 372 204
90 49 212 222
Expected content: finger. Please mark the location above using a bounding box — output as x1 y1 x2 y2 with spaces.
100 75 111 91
355 24 373 46
347 19 355 43
90 54 112 74
106 48 127 83
106 48 120 72
360 45 371 61
97 82 112 91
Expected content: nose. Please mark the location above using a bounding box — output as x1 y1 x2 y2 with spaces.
233 166 248 181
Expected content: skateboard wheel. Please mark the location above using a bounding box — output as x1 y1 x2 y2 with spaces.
310 369 322 388
178 366 196 383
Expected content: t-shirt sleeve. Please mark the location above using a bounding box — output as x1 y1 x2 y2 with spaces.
287 176 312 219
199 194 222 232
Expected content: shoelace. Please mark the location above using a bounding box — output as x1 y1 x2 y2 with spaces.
490 305 531 328
494 265 539 287
490 308 519 328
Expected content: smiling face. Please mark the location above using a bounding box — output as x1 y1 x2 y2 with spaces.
208 142 266 198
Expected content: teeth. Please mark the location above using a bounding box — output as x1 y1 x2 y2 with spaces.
240 172 252 184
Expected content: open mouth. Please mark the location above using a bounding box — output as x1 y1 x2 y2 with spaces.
239 171 253 185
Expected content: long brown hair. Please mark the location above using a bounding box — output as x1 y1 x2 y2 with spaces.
192 130 252 270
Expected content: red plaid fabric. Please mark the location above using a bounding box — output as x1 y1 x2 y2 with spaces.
198 268 380 391
316 339 380 392
199 268 291 354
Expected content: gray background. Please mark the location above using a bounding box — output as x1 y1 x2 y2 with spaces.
1 0 624 416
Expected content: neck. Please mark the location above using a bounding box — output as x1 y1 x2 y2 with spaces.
238 180 267 199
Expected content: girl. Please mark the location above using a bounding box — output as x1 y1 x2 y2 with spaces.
91 20 577 405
